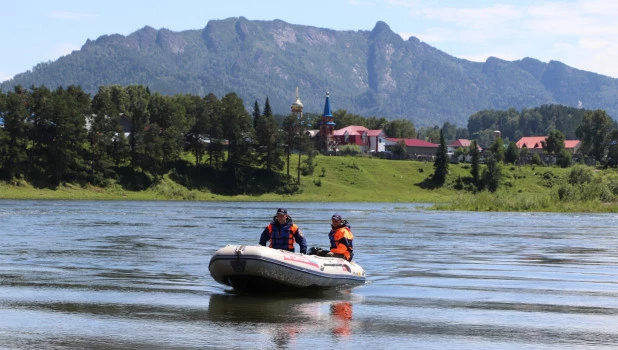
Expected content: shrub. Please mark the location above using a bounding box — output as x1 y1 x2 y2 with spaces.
454 176 464 190
276 182 301 194
568 164 594 185
556 184 576 201
542 171 555 180
300 151 316 176
532 153 544 166
340 144 361 156
580 182 611 202
557 150 572 168
602 173 618 196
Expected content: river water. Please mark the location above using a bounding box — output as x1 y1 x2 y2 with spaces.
1 200 617 349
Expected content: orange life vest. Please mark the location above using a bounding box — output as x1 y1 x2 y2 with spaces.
267 222 299 252
329 223 354 261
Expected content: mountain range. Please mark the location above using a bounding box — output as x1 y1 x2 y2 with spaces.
2 17 618 127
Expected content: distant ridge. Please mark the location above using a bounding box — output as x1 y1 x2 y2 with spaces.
2 17 618 126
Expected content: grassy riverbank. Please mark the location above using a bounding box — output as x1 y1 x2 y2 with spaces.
0 156 450 202
1 155 617 212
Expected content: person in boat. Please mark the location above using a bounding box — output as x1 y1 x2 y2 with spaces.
259 208 307 254
310 214 354 261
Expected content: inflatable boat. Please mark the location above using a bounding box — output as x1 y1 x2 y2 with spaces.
209 245 366 293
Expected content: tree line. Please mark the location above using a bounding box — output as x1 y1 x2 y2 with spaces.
1 84 616 194
0 84 417 192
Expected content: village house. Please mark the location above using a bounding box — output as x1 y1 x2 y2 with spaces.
331 125 387 153
333 125 369 152
515 136 581 154
447 139 484 154
367 129 387 153
385 138 439 159
448 139 482 162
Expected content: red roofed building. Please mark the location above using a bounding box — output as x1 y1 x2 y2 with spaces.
447 139 482 162
333 125 368 149
386 138 439 157
447 139 482 154
367 129 386 153
331 125 386 153
564 140 582 153
449 139 472 148
516 136 581 154
515 136 546 152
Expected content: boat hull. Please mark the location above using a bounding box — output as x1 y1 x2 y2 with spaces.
209 245 366 293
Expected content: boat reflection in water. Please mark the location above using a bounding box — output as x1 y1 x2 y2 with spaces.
207 291 360 348
330 301 353 337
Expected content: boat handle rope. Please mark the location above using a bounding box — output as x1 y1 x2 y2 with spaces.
234 245 245 258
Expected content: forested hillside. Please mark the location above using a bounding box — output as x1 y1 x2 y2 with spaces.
3 17 618 127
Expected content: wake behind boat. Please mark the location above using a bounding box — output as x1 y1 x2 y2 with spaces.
209 245 366 293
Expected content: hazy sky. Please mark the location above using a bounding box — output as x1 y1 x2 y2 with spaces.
3 0 618 82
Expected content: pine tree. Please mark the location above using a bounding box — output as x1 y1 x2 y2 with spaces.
482 155 502 192
263 97 272 122
221 92 253 165
125 85 151 168
203 93 223 169
433 130 449 186
44 86 91 186
254 97 283 172
505 141 519 164
90 85 129 176
470 140 480 188
252 100 261 130
490 136 505 163
144 93 188 179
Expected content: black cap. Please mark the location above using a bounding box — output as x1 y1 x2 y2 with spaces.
276 208 288 215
